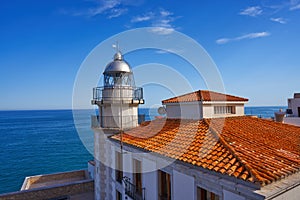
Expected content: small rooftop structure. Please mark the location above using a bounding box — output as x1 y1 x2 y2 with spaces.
162 90 248 119
284 93 300 126
287 93 300 117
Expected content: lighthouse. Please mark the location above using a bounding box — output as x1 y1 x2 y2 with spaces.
91 49 144 200
92 50 144 131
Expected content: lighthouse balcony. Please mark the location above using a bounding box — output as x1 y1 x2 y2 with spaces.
92 86 144 105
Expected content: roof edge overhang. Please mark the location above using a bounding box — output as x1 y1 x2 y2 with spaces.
162 100 249 105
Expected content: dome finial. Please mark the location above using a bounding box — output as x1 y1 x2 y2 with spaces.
112 41 122 61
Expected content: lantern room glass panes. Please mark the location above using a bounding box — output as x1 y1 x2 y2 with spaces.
104 73 134 87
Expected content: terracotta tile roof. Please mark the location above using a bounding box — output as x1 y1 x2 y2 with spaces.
111 116 300 186
162 90 248 103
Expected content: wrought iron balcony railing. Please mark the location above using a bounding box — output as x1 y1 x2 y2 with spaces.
123 177 145 200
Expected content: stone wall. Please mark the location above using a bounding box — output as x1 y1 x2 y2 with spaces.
0 180 94 200
22 170 87 190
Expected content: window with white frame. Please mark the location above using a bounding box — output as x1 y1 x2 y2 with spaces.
214 106 235 115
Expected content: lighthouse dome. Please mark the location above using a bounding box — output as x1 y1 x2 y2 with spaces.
103 52 132 74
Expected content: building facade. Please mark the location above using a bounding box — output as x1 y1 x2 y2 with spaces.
283 93 300 126
90 52 300 200
287 93 300 117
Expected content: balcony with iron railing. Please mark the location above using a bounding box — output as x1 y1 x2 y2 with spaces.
92 86 144 104
123 177 145 200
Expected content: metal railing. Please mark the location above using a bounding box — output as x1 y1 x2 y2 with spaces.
93 86 143 101
123 177 145 200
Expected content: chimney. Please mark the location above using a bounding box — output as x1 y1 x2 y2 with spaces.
274 109 285 123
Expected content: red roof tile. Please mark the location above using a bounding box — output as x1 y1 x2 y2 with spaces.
111 116 300 186
162 90 248 103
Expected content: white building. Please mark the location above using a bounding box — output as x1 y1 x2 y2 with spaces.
90 52 300 200
287 93 300 117
283 93 300 126
162 90 248 119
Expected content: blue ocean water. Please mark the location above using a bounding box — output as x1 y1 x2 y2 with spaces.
0 110 94 194
0 107 285 194
245 106 287 119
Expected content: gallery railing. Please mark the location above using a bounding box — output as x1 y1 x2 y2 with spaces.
92 86 143 101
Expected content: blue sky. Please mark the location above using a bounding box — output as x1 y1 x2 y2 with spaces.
0 0 300 110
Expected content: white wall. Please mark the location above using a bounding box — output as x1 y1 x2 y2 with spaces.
165 103 202 119
283 117 300 127
173 170 195 200
202 104 214 118
143 159 158 200
223 190 246 200
271 184 300 200
87 162 94 179
101 105 138 128
123 152 133 180
235 104 245 116
288 98 300 117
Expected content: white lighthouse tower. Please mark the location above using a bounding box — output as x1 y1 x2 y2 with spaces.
92 50 144 131
91 48 144 200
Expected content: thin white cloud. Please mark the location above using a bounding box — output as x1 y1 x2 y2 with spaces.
216 32 271 44
133 8 178 35
290 3 300 10
131 12 154 22
215 38 230 45
155 48 184 54
62 0 131 19
150 27 175 35
88 0 121 17
270 17 287 24
150 9 177 35
160 10 172 17
107 8 128 18
240 6 263 17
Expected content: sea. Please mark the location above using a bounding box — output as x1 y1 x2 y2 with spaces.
0 106 286 194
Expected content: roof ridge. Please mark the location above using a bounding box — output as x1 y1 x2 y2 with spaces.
162 90 248 103
202 118 262 185
162 90 200 103
200 90 248 101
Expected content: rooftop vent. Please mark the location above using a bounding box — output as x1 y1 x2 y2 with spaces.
275 109 285 123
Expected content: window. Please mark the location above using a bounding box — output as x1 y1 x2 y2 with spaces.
197 187 219 200
158 170 171 200
214 106 235 115
116 190 122 200
115 151 123 183
133 159 142 191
